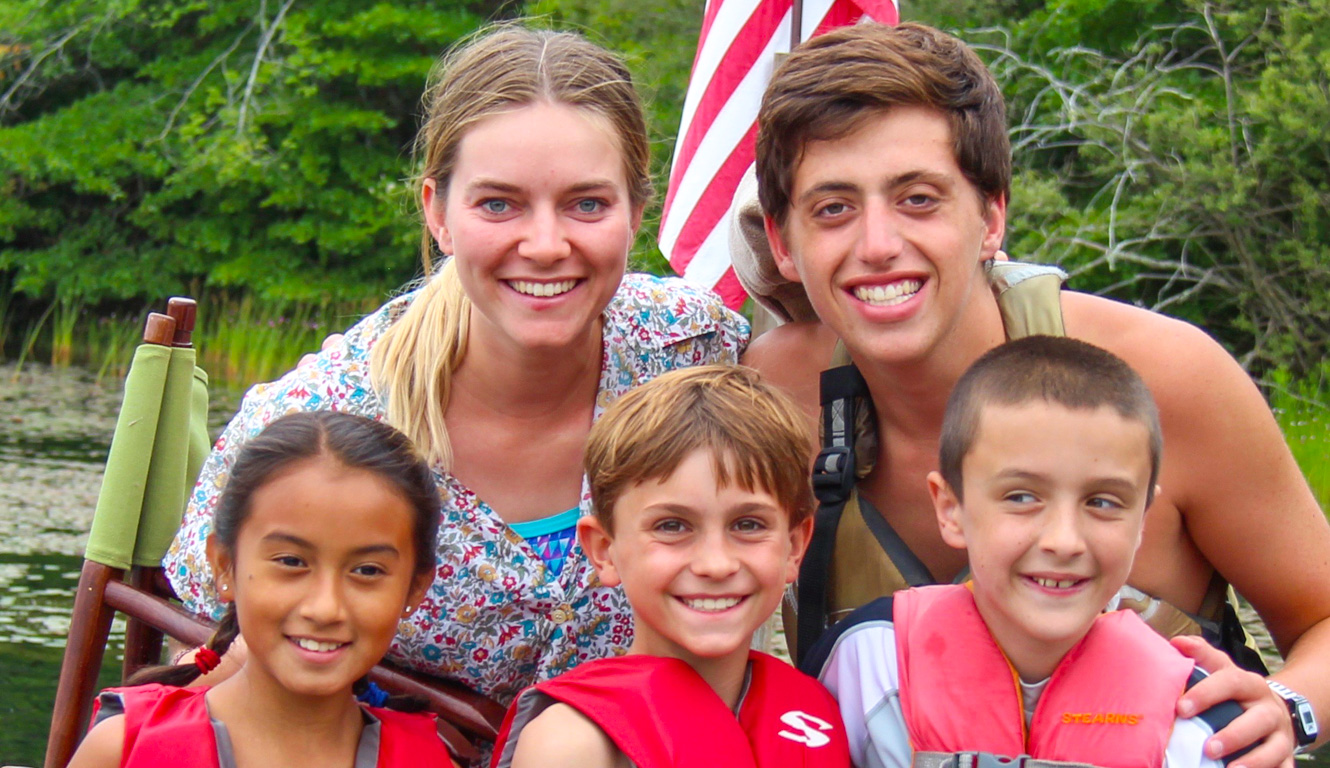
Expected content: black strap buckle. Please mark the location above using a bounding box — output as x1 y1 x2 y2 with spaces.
812 444 855 505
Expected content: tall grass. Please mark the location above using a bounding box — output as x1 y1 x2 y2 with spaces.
1267 365 1330 513
195 295 375 394
3 293 376 392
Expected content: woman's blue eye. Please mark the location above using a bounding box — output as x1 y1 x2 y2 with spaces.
576 199 604 214
482 199 509 214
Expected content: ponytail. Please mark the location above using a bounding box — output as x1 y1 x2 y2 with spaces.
370 258 470 469
125 604 241 687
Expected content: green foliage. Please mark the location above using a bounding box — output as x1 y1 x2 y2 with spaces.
197 293 376 392
3 0 1327 378
1 0 489 305
973 0 1330 374
1268 365 1330 513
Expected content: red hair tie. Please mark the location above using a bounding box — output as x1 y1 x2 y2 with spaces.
193 647 222 674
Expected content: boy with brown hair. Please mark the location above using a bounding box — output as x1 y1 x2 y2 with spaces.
737 21 1328 766
491 365 850 768
807 336 1246 768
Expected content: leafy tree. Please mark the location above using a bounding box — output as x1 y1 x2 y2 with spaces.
0 0 495 305
972 0 1330 373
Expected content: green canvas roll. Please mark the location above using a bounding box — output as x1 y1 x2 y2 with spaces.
86 344 172 569
130 346 198 566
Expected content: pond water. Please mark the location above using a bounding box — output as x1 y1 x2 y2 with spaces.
0 362 1325 766
0 362 236 766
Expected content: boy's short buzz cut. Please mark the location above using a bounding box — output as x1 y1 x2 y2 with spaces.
939 336 1163 505
585 365 815 532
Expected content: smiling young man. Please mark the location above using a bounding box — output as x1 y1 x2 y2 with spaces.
739 21 1330 767
806 337 1244 768
490 366 849 768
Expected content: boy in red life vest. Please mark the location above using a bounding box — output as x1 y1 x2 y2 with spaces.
803 337 1274 768
491 365 851 768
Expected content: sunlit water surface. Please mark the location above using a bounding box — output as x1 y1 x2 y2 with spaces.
0 363 235 766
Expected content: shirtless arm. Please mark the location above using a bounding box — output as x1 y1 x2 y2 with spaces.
67 714 125 768
1070 295 1330 761
509 703 627 768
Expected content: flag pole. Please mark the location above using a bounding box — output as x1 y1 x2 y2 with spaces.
791 0 803 49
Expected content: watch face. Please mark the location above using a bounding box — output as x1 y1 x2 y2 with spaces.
1297 705 1319 740
1268 680 1318 745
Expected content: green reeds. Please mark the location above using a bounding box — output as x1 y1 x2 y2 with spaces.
194 295 374 395
1268 365 1330 513
2 293 374 392
49 296 80 367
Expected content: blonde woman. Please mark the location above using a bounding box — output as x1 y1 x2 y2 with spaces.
165 27 748 707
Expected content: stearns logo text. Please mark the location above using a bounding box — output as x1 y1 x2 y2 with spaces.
1061 713 1143 725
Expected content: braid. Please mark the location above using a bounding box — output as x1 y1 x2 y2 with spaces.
125 604 240 687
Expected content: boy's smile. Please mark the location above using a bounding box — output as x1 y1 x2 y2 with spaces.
767 105 1006 367
580 449 810 670
930 402 1154 681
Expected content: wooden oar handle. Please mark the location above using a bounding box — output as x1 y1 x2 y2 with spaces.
142 313 177 346
167 297 196 348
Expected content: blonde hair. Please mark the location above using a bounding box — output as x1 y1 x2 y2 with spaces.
371 25 652 467
584 365 815 532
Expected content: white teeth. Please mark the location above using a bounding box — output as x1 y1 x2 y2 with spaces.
853 279 922 306
683 597 742 612
1033 577 1080 589
295 638 345 652
510 279 577 297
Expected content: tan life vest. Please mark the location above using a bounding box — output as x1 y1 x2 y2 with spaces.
788 261 1266 674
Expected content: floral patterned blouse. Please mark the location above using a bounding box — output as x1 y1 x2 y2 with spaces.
164 273 750 705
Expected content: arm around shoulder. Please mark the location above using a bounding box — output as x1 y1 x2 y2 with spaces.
1140 320 1330 648
1070 297 1330 648
67 714 125 768
1070 297 1330 753
508 703 625 768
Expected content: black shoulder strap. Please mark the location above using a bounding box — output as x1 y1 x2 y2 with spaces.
856 495 935 587
812 363 867 506
796 361 872 666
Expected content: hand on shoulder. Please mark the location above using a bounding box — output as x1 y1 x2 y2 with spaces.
509 702 627 768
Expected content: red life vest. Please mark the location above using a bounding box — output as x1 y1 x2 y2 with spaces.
895 585 1194 768
491 651 850 768
90 683 452 767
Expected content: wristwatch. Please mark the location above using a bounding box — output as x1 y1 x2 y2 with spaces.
1267 679 1319 750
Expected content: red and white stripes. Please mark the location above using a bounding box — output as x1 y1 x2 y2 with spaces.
660 0 899 309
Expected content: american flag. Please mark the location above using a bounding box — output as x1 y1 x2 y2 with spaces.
660 0 899 309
